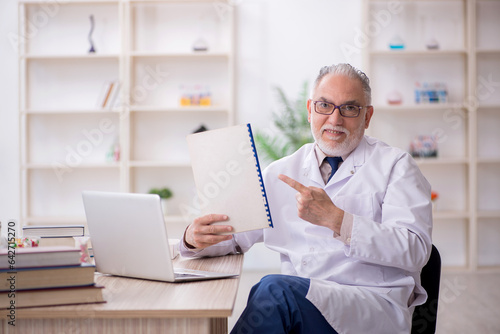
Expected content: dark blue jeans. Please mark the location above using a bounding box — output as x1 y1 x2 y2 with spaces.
231 274 339 334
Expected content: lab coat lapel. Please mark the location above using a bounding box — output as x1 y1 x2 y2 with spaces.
301 145 324 187
327 136 368 186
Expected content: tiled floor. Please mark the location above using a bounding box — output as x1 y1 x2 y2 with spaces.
229 269 500 333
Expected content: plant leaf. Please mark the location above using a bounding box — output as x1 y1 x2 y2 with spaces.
254 81 314 163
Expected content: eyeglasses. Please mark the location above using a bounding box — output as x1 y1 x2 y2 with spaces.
311 100 368 118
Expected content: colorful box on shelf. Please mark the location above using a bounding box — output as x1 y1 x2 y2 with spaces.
179 85 212 107
409 135 438 158
414 82 448 104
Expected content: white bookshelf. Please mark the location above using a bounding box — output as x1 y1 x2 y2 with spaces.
18 0 235 239
363 0 500 270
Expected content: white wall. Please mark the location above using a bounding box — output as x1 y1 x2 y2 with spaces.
0 1 361 269
0 0 20 231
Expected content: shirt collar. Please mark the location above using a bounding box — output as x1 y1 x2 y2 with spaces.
313 143 351 167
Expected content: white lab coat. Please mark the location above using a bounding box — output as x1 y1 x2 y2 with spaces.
180 136 433 334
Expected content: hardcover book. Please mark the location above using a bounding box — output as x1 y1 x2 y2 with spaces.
22 225 85 238
0 264 95 291
0 285 105 308
0 246 81 269
186 123 273 234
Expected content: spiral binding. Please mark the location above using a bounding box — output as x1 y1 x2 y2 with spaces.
246 123 273 228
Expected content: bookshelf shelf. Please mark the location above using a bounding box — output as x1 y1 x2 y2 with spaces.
476 49 500 54
478 211 500 219
130 52 230 59
23 54 120 60
24 163 120 170
433 211 470 220
368 0 464 3
478 104 500 109
18 0 235 231
363 0 500 270
369 49 468 56
477 158 500 164
22 109 122 115
129 161 191 168
374 104 467 114
129 0 220 3
20 0 119 3
129 106 229 113
414 158 469 166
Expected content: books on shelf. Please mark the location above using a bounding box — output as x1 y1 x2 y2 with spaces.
96 80 120 110
0 246 81 269
0 285 105 308
186 123 273 234
0 263 96 291
22 225 85 238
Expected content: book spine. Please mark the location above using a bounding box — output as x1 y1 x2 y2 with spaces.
246 123 274 228
22 226 85 238
102 82 115 108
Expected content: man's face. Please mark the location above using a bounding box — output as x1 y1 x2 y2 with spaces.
307 74 373 157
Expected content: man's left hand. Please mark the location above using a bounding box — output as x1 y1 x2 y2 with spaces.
278 174 344 234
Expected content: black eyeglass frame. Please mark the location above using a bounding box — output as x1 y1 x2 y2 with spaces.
311 100 370 118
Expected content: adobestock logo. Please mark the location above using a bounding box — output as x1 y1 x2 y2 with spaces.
117 64 170 123
340 1 403 59
8 0 68 53
431 73 500 146
51 118 115 183
50 63 170 183
179 139 255 223
213 0 244 22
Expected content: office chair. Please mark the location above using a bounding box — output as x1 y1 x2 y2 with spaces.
411 245 441 334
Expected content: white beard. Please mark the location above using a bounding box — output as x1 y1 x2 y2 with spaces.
313 119 365 157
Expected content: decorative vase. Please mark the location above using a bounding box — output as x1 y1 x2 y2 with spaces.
387 89 403 105
192 37 208 52
88 15 96 53
161 199 169 216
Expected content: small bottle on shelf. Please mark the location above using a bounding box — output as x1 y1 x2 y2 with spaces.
415 82 422 104
387 90 403 105
437 83 448 104
179 85 192 107
389 34 405 50
421 83 430 104
428 83 439 103
199 86 212 107
191 85 202 106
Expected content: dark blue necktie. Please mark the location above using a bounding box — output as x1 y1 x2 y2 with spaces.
326 157 343 182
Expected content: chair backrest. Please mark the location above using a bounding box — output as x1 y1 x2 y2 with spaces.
411 244 441 334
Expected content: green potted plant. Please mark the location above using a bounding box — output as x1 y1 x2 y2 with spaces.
254 82 313 165
149 187 173 215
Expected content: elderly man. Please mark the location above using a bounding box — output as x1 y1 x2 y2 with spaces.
181 63 433 334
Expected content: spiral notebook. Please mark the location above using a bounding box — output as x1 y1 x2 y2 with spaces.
186 123 273 234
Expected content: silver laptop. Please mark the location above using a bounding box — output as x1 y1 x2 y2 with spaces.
82 191 238 282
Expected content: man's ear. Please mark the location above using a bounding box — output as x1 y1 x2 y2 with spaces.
307 99 312 123
364 106 374 129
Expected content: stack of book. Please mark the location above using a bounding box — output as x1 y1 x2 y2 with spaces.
0 246 105 308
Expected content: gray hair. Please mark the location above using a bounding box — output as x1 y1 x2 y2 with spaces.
311 63 372 105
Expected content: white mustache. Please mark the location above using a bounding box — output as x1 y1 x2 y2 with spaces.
321 126 350 137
